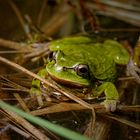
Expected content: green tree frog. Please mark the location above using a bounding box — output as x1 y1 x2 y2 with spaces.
31 36 130 111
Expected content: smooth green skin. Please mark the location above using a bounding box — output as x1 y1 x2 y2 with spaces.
31 36 130 110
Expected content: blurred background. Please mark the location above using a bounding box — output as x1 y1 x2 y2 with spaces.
0 0 139 41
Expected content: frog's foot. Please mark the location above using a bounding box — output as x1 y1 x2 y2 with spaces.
30 87 44 106
127 58 140 84
101 99 118 112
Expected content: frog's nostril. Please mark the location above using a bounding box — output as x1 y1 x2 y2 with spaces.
63 67 67 71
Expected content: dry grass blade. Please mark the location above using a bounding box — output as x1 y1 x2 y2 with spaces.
118 105 140 112
30 102 140 116
0 38 31 50
30 103 85 116
87 1 140 27
0 124 30 139
41 3 72 36
0 76 29 92
0 50 32 54
37 0 47 26
8 0 32 38
13 93 30 113
99 0 140 12
0 109 49 140
24 43 50 59
104 114 140 130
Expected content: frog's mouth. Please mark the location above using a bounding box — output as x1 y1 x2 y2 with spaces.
48 72 90 88
46 60 91 88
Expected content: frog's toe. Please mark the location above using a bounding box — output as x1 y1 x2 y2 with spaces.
101 100 117 112
36 94 44 106
30 88 44 106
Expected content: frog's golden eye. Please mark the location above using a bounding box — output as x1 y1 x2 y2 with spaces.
74 64 89 78
48 51 57 61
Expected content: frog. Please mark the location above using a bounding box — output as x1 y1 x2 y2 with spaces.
30 36 130 111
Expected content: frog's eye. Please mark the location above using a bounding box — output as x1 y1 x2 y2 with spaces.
48 51 57 61
74 64 89 78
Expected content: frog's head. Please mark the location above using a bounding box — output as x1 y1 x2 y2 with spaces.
46 50 91 88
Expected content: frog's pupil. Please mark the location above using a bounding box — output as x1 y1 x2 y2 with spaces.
79 67 88 73
75 64 89 78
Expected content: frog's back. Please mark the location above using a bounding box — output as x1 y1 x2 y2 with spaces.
49 37 129 65
55 42 117 81
103 40 129 64
84 44 117 81
81 41 129 80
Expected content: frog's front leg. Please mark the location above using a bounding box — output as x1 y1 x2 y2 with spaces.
30 68 47 106
93 82 119 112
